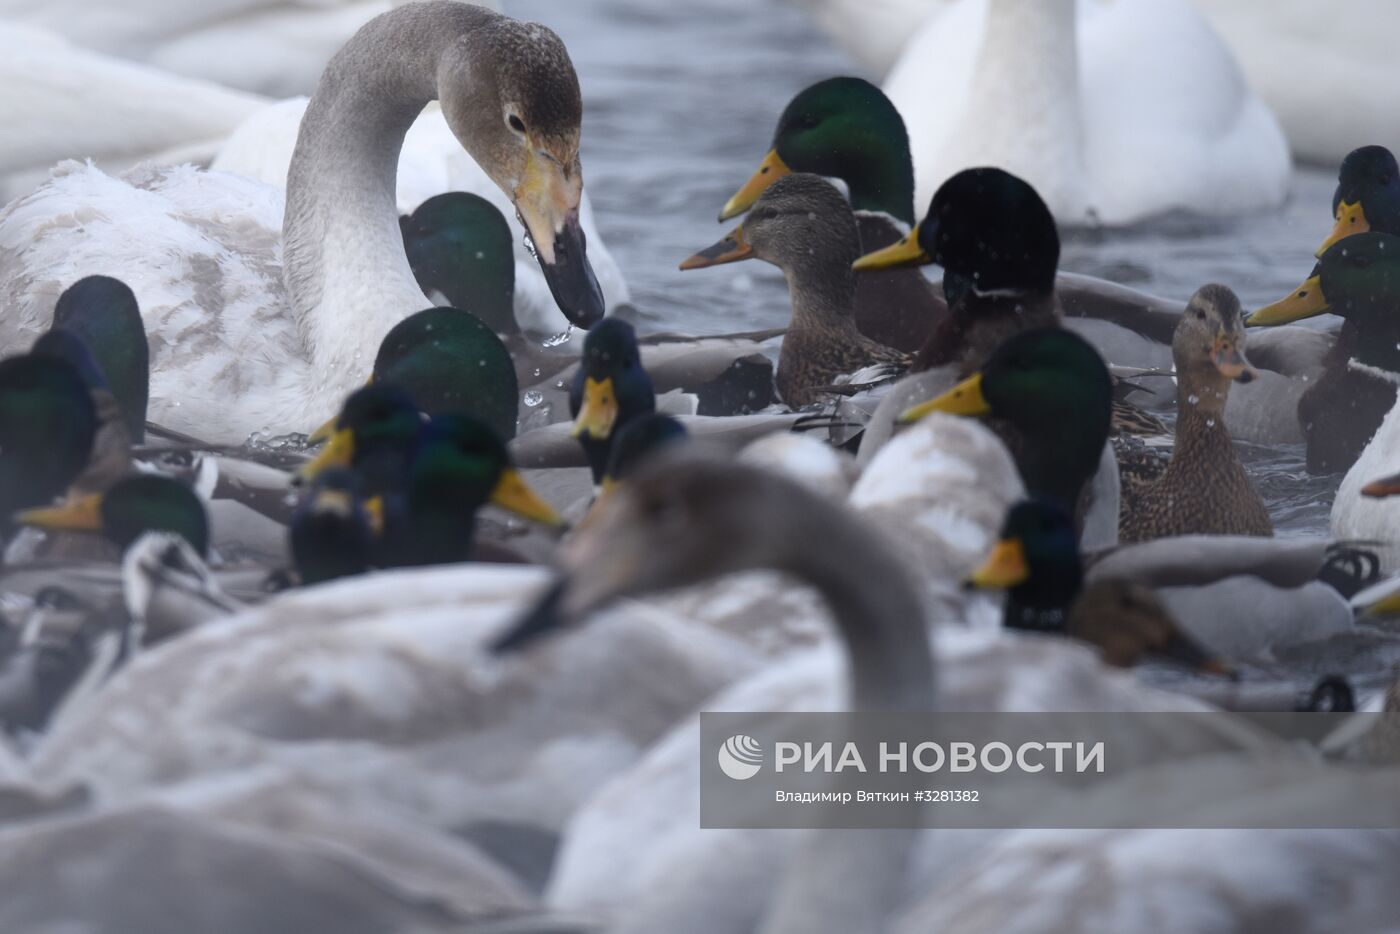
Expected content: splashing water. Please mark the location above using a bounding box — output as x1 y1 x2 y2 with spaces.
523 390 545 408
544 326 576 348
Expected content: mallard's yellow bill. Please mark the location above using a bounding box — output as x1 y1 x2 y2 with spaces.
1317 200 1368 257
718 149 791 222
1357 585 1400 617
297 427 355 483
364 495 386 535
898 372 990 424
1211 335 1257 382
1362 471 1400 499
308 415 338 446
1246 275 1329 326
679 226 754 270
15 492 105 532
852 223 929 271
490 468 566 529
571 377 618 440
968 538 1029 589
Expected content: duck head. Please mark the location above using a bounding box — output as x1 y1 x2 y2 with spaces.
719 77 915 225
968 498 1082 629
17 474 209 557
1173 284 1258 412
1249 232 1400 341
51 276 149 444
300 383 425 492
0 354 97 520
291 467 376 586
570 319 655 483
439 17 603 328
852 167 1059 302
401 193 519 337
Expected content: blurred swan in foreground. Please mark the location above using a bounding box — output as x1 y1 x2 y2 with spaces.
0 3 606 443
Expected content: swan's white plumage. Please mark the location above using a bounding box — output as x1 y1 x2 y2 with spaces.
1333 392 1400 572
883 0 1290 224
213 97 632 335
0 22 266 202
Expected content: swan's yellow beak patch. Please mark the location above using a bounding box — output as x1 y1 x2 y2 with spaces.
898 372 991 424
298 428 356 483
514 145 582 267
853 223 929 271
572 377 619 440
719 149 791 222
15 492 105 532
1317 200 1368 258
1246 275 1329 326
679 225 754 270
490 468 566 529
968 538 1029 589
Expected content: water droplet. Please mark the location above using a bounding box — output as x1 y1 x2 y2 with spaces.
1206 417 1216 428
1187 394 1200 406
522 231 539 260
543 325 575 348
523 390 544 407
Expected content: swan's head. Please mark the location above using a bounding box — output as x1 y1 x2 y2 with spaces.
680 174 859 277
719 77 913 224
439 18 603 328
853 167 1059 299
493 455 811 652
1174 284 1257 385
17 474 209 558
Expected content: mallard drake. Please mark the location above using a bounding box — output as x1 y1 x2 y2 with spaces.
682 173 908 408
1119 284 1272 542
28 330 133 499
970 498 1231 672
1247 147 1400 473
602 413 688 490
16 474 209 557
0 3 604 444
854 166 1060 373
717 77 946 352
0 354 97 528
48 276 149 444
569 318 657 484
899 328 1114 538
289 468 374 586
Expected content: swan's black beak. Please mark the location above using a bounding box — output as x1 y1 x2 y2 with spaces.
492 578 571 654
538 213 605 330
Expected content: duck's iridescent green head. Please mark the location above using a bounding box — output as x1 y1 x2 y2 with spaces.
17 474 208 557
853 167 1059 297
900 328 1111 508
603 413 688 489
570 318 655 483
373 307 518 440
968 498 1082 626
52 276 149 444
720 77 915 224
299 384 424 492
0 354 97 518
291 467 374 585
1318 146 1400 256
402 193 519 336
1252 231 1400 331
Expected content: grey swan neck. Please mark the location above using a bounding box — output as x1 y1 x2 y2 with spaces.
282 1 499 409
761 489 935 934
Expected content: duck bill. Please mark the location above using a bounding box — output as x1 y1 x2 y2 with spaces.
363 495 386 535
718 149 791 222
1246 274 1329 326
1362 471 1400 498
968 538 1029 589
852 223 930 271
297 428 355 484
15 492 104 532
307 415 339 447
1316 200 1368 257
1212 336 1258 383
898 372 990 424
515 149 604 329
679 225 754 270
571 377 618 440
489 468 566 529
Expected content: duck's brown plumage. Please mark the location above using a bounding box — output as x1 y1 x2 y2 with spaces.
1120 284 1272 543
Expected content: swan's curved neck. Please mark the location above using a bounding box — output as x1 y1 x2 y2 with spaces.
283 2 497 404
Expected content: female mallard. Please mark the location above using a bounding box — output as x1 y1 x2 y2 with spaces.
853 166 1061 373
681 173 908 408
717 77 946 352
1119 284 1272 542
569 318 656 485
1247 146 1400 473
970 498 1230 672
0 3 604 444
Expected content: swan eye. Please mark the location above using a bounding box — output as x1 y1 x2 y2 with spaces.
1194 309 1206 320
507 113 526 134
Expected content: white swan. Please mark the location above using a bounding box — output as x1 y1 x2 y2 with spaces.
882 0 1290 224
212 96 632 335
1333 374 1400 572
0 22 267 202
0 2 607 443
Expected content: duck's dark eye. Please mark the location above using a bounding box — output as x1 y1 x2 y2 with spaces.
1194 309 1206 320
795 115 821 131
508 114 526 133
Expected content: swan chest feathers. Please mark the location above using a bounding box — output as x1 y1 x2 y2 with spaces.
0 161 341 441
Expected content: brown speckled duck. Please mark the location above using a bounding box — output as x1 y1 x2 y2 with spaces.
1119 284 1272 543
681 173 908 408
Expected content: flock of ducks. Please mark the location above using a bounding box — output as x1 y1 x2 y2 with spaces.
0 1 1398 932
